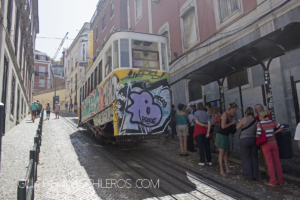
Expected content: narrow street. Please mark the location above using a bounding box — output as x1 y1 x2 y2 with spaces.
2 112 299 199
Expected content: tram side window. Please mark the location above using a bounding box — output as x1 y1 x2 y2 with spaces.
105 47 112 77
161 43 168 71
120 39 130 68
91 72 94 91
84 82 87 98
113 40 119 69
132 40 159 69
88 77 90 94
98 61 102 84
94 67 98 88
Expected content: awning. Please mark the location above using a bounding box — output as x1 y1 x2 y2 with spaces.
170 22 300 86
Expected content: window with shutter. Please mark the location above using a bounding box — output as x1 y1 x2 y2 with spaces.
102 14 106 30
135 0 142 23
182 9 197 49
218 0 240 22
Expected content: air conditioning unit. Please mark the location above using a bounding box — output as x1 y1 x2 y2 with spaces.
152 0 159 3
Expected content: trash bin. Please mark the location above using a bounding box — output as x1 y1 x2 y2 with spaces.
275 125 294 159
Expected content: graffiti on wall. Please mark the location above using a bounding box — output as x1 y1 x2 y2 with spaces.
81 69 171 136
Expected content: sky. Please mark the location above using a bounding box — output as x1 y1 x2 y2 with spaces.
35 0 99 61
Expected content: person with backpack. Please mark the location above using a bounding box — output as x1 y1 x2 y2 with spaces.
256 110 284 186
176 103 189 156
30 101 38 122
46 103 51 120
236 107 259 181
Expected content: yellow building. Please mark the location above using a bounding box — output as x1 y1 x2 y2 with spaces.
33 85 66 109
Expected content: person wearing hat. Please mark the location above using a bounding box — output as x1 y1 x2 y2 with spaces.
54 101 60 119
188 101 197 115
30 101 38 122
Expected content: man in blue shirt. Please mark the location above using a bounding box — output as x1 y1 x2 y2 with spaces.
30 101 38 122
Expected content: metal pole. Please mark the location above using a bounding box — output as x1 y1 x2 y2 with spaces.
260 58 275 121
0 103 4 176
238 76 244 118
54 78 56 97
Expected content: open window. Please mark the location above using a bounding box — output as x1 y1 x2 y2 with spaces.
132 40 159 69
105 47 112 76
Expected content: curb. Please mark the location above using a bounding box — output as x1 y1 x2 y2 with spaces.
167 139 300 183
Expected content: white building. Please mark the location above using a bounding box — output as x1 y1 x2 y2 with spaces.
64 22 93 106
0 0 39 132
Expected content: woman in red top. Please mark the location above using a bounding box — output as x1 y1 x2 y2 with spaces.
257 110 284 186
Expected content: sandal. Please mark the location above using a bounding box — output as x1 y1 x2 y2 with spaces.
179 153 184 156
265 182 275 187
220 173 228 178
183 153 190 156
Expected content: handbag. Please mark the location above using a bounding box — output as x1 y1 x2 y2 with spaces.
230 124 237 135
256 122 268 145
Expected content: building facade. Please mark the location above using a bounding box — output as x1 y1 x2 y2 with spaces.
52 64 64 77
89 0 300 154
0 0 39 132
64 23 92 107
34 50 54 91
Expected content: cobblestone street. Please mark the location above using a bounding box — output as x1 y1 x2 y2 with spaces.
1 111 300 200
0 114 40 199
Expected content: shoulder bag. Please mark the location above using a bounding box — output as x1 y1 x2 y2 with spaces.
239 119 256 138
256 122 268 145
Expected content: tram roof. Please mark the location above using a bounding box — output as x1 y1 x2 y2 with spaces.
170 22 300 86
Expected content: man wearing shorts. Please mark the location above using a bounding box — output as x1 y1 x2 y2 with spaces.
55 101 60 119
31 101 38 122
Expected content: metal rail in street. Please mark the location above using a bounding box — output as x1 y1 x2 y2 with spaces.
60 115 258 200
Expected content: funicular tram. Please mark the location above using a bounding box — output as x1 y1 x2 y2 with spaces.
78 31 171 149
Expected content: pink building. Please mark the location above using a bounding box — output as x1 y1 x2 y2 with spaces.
34 50 54 91
92 0 257 62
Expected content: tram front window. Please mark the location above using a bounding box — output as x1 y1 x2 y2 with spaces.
105 47 112 76
132 40 159 69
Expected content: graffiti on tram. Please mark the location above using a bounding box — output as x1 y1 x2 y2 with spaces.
81 69 171 136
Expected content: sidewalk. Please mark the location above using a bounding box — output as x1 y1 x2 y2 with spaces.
167 138 300 182
0 114 40 199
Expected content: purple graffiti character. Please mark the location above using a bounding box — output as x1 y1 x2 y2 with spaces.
127 91 162 127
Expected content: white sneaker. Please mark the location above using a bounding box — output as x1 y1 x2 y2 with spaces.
208 162 212 166
198 163 205 166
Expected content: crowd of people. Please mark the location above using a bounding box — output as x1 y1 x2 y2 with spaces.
30 101 60 121
170 101 286 187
